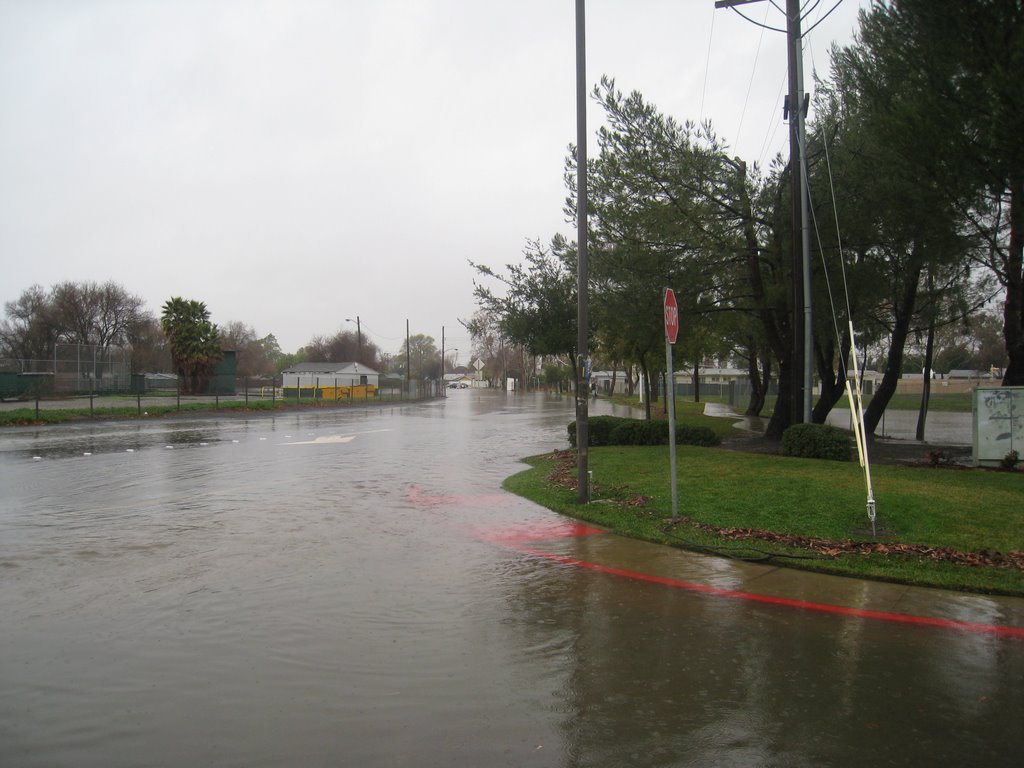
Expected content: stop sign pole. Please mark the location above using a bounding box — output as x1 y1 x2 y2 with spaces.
664 288 679 522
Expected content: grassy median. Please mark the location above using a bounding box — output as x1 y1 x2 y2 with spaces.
504 444 1024 597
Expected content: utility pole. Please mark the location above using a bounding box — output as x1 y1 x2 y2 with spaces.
346 316 362 364
716 0 812 424
575 0 590 503
784 0 809 424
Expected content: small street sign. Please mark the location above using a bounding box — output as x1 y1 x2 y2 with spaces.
664 288 679 345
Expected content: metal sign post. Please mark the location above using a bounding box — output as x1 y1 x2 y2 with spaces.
664 288 679 522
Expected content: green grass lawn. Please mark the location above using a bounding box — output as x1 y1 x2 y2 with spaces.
0 395 405 426
505 445 1024 596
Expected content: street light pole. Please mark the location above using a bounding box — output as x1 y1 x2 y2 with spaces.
346 316 362 365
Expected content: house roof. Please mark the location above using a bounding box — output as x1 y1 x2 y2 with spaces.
281 362 380 375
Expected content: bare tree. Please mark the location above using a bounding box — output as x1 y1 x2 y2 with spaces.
0 285 56 360
220 321 283 378
50 280 147 350
301 328 381 369
127 316 171 373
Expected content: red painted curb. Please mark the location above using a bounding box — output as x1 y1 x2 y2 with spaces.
482 527 1024 639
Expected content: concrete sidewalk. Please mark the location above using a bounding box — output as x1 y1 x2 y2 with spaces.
492 522 1024 638
703 401 972 446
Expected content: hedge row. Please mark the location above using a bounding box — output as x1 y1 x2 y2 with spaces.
780 422 853 461
567 416 721 448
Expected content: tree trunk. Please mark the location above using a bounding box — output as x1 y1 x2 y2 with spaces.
765 358 794 439
738 161 792 438
752 353 771 417
864 263 923 435
1002 175 1024 385
743 340 771 417
639 355 652 420
744 338 766 416
811 328 851 425
916 271 936 441
916 317 935 441
692 362 700 403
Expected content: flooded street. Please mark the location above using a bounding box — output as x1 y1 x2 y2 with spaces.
1 391 1021 767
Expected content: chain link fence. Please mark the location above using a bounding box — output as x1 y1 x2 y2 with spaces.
1 370 446 414
2 344 131 398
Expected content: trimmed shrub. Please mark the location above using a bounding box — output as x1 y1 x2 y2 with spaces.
567 416 631 447
567 418 721 448
781 423 853 461
677 425 721 448
610 419 668 445
1000 450 1020 470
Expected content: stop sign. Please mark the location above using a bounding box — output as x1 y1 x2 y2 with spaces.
664 288 679 345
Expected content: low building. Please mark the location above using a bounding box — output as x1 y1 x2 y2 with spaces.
280 362 380 389
443 373 474 388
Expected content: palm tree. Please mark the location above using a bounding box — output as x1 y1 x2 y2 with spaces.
160 297 222 394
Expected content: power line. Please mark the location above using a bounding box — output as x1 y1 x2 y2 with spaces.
734 1 772 145
698 5 716 125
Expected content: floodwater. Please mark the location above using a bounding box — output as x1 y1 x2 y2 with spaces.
826 408 973 445
1 391 1021 767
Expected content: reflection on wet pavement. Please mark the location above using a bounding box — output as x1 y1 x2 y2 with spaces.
1 391 1021 767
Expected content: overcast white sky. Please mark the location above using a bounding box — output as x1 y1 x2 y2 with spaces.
0 0 867 358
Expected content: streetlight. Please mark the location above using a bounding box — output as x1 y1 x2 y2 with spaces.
345 316 362 364
443 348 458 397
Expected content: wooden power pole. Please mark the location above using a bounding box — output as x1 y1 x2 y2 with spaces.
715 0 812 424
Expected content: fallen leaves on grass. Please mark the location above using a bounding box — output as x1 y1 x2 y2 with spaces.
545 450 652 508
669 518 1024 571
544 450 1023 571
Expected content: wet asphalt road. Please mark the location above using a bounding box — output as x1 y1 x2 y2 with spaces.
1 390 1021 767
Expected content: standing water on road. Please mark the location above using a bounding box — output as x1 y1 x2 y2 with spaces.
1 391 1021 766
